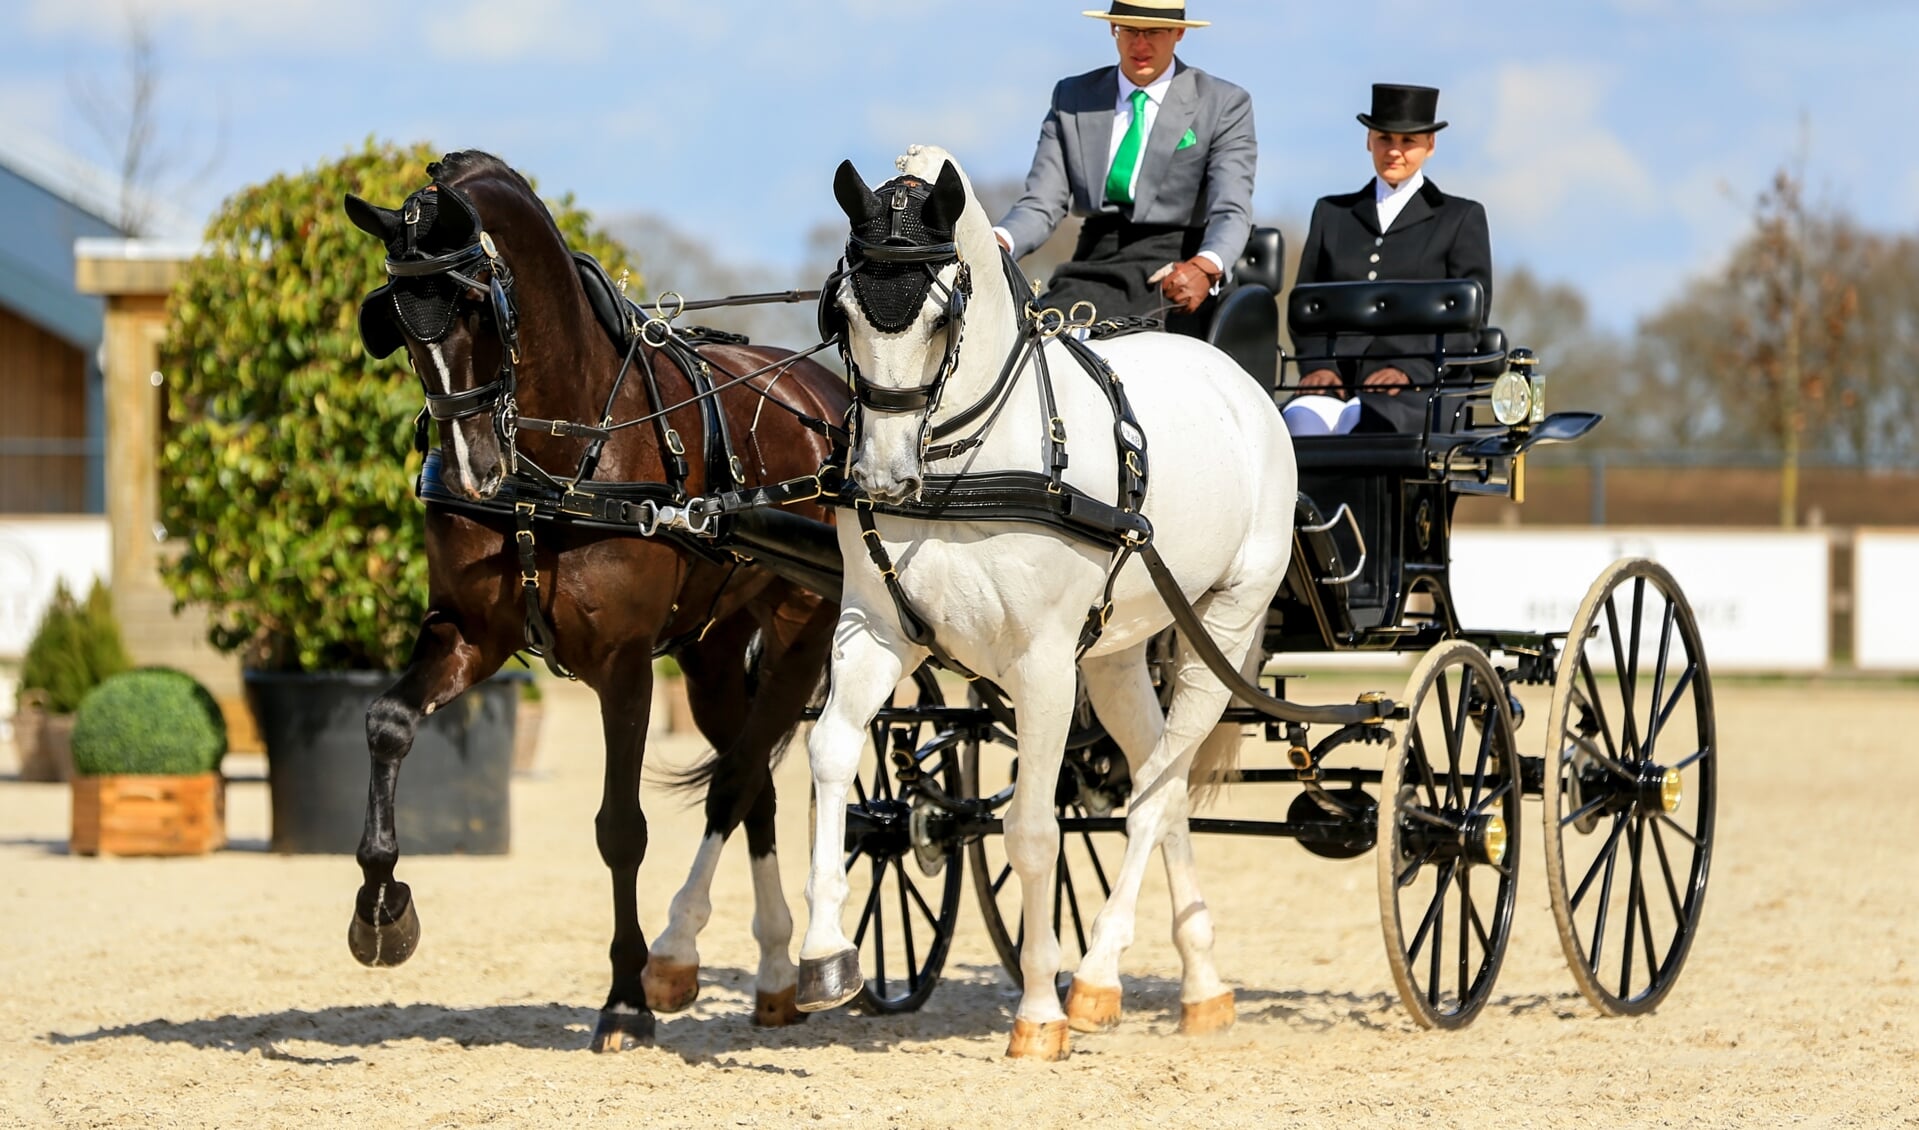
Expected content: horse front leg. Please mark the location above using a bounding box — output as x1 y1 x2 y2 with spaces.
998 645 1078 1060
591 646 658 1053
350 610 495 967
795 611 914 1013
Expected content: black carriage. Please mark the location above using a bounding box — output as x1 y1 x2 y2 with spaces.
822 254 1718 1030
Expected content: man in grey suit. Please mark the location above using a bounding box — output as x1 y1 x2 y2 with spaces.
993 0 1255 335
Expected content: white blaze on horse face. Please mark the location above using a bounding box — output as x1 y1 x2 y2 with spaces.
426 342 480 496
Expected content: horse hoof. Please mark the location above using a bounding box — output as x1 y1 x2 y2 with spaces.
347 898 420 968
1178 989 1236 1036
754 986 807 1028
1064 979 1122 1033
1006 1018 1071 1061
795 949 863 1013
590 1005 656 1053
641 960 700 1013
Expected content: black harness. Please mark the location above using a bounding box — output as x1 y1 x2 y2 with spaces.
824 180 1154 671
360 179 838 676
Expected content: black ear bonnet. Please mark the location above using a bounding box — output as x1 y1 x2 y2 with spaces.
354 182 485 358
844 175 960 334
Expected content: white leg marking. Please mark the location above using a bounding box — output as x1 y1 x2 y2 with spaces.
799 621 908 961
750 850 798 993
652 833 725 969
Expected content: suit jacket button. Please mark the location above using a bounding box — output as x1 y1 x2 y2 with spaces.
1374 237 1384 247
1366 270 1378 280
1369 253 1380 263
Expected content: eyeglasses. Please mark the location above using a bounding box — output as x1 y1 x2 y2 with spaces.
1112 26 1178 40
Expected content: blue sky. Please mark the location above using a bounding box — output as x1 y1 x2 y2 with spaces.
3 0 1913 331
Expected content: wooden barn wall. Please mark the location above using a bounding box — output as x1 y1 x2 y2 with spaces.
0 305 87 514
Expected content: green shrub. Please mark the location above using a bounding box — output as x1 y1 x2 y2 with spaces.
71 668 228 776
19 580 131 714
157 139 636 672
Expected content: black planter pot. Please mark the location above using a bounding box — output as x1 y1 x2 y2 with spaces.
246 670 515 855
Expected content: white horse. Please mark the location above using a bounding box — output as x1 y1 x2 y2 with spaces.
795 146 1297 1059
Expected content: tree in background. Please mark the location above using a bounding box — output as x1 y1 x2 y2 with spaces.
70 9 222 235
157 140 632 671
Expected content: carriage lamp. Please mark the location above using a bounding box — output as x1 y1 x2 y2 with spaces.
1491 350 1538 428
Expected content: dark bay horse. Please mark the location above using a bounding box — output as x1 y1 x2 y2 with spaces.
343 150 848 1052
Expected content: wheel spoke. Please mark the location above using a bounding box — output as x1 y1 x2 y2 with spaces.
1465 877 1494 953
1650 818 1685 920
1406 860 1455 963
1635 824 1662 993
1652 666 1700 746
853 776 868 806
1588 821 1623 973
1670 745 1710 772
1079 830 1115 900
1456 866 1472 1006
852 857 885 945
1446 668 1472 806
844 842 864 872
903 868 941 928
1468 778 1515 817
1061 848 1091 956
1408 727 1443 811
1469 696 1496 807
1427 870 1447 1008
1571 812 1630 910
1560 792 1609 831
991 861 1014 896
1578 655 1623 766
895 867 919 992
1620 817 1643 998
1653 811 1702 846
1643 601 1677 761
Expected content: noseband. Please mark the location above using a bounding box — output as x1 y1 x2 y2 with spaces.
379 186 526 456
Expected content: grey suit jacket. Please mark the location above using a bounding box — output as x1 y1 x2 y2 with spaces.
997 60 1256 271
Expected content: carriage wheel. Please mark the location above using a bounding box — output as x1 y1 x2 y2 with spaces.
1377 639 1522 1029
837 663 967 1015
962 727 1128 993
1544 558 1716 1016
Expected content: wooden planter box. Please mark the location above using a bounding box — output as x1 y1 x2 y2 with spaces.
71 773 226 856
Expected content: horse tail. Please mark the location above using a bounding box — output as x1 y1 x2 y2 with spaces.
652 629 825 800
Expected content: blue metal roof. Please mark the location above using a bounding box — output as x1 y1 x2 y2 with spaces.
0 159 124 350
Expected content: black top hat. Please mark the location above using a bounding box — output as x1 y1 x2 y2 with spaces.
1357 84 1447 134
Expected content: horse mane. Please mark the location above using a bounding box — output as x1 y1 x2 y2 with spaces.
429 149 562 229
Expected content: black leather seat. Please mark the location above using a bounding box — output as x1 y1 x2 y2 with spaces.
1206 227 1284 386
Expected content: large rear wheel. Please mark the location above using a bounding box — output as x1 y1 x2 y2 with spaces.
1544 558 1716 1016
1377 639 1522 1029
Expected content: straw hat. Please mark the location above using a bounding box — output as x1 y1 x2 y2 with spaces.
1082 1 1209 29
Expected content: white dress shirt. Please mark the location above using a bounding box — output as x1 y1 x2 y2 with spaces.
1374 171 1426 233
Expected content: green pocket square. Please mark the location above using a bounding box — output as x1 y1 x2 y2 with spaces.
1176 128 1198 151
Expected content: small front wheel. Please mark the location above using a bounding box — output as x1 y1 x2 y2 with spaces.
1378 639 1522 1029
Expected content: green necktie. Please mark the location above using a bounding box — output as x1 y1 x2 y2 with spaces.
1105 88 1149 206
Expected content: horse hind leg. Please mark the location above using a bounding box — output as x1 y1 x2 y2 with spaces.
1061 643 1164 1033
350 611 497 968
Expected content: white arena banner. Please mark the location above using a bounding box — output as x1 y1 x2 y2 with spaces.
0 517 112 661
1448 529 1830 673
1853 531 1919 671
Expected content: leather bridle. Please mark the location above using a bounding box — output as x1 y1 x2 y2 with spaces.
379 188 526 459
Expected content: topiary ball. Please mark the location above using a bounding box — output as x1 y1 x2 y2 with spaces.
71 669 229 776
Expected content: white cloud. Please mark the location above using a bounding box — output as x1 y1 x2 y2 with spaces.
1456 61 1657 235
422 0 592 62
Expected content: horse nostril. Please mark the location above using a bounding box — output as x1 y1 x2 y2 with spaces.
901 476 923 500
